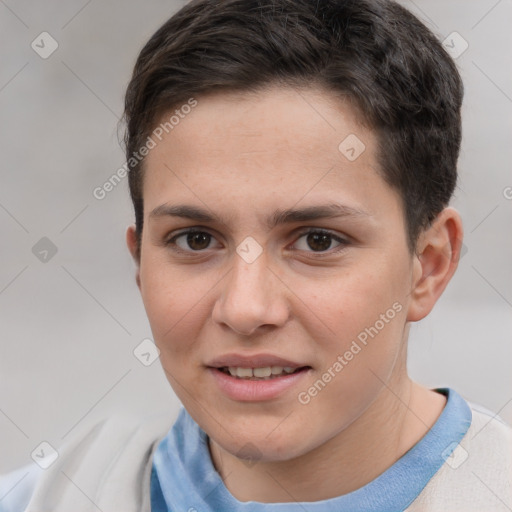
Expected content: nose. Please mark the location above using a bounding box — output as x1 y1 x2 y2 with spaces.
212 254 290 336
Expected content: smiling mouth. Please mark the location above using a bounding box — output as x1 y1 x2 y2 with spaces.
216 366 310 380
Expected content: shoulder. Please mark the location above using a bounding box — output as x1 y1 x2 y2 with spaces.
461 400 512 475
0 464 41 512
0 411 177 512
469 400 512 440
408 398 512 511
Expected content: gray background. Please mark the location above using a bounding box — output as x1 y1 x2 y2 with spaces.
0 0 511 473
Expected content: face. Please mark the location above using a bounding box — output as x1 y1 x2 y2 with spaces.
129 86 418 462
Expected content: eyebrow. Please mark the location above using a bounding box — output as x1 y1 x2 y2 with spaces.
149 203 370 229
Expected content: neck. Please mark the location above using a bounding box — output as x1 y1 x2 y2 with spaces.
208 377 446 503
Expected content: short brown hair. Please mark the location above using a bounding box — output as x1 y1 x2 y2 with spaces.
122 0 463 257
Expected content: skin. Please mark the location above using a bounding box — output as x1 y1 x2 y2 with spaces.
126 85 463 502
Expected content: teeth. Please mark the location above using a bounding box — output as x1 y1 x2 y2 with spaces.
236 367 253 378
225 366 300 379
253 367 272 377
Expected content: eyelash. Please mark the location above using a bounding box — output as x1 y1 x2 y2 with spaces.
164 228 349 257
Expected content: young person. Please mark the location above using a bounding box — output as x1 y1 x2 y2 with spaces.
2 0 511 510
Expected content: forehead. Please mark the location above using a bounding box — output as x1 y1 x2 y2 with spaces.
149 86 369 164
142 86 399 222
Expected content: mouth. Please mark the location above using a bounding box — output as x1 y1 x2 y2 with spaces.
215 366 310 380
206 354 312 401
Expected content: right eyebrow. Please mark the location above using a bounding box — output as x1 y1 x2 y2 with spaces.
149 204 220 223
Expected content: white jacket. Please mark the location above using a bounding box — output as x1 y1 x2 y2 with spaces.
2 402 511 511
4 412 176 512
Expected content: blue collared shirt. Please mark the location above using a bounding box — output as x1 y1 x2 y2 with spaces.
150 388 472 511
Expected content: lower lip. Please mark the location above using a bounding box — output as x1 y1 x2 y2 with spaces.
208 367 310 401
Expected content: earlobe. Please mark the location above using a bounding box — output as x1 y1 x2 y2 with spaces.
406 208 464 322
126 225 141 289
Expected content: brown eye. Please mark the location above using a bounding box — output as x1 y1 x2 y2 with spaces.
186 231 211 250
293 229 347 253
306 232 333 252
167 230 220 252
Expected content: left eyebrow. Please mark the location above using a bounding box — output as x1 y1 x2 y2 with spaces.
266 203 370 230
148 202 370 229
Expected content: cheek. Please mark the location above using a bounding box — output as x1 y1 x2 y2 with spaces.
301 267 404 342
138 258 209 356
295 257 409 396
291 269 408 436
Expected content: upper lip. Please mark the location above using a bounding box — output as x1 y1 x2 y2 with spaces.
207 353 308 369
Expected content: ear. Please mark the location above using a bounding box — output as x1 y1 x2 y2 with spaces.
407 207 464 322
126 225 141 290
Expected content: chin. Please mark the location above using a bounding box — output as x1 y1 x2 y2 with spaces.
213 418 315 462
